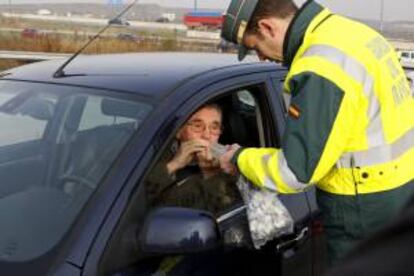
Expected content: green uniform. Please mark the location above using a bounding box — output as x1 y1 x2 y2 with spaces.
233 1 414 263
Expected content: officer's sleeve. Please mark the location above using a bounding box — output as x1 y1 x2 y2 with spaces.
235 72 356 193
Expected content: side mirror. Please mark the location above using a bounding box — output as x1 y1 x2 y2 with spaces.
139 207 220 254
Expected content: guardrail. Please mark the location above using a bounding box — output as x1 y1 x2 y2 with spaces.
2 12 187 31
0 50 70 61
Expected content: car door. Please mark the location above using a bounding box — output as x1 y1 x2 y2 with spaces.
85 69 317 276
180 71 316 276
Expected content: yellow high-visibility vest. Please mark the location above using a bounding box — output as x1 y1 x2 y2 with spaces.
237 8 414 196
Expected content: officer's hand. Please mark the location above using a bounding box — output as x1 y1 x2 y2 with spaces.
167 139 209 174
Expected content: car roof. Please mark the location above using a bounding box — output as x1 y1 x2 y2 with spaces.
3 52 283 99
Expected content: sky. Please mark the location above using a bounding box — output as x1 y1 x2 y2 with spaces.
0 0 413 21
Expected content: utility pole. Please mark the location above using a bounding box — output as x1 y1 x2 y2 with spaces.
8 0 12 14
194 0 198 11
380 0 385 34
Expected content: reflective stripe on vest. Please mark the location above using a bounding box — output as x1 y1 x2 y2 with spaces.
302 44 386 147
339 127 414 168
261 153 307 193
276 151 308 191
262 154 278 192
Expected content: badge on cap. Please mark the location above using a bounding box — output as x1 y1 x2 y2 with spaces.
237 20 247 44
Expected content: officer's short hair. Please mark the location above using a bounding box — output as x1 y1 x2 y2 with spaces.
221 0 298 60
246 0 298 34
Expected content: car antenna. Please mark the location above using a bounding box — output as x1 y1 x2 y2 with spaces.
53 0 139 78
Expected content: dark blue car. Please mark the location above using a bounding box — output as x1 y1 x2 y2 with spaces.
0 53 326 276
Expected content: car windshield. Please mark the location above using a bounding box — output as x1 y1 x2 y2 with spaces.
0 80 152 263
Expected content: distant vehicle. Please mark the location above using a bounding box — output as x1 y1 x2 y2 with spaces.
398 49 414 64
21 28 44 39
217 39 237 53
108 18 130 26
116 33 142 42
37 9 52 16
183 11 224 29
161 12 176 22
155 17 169 23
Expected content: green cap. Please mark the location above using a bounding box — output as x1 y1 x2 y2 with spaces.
221 0 259 61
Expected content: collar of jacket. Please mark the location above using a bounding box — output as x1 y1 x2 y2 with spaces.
282 1 324 68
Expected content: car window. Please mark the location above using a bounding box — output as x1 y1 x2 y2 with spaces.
227 89 262 147
0 80 153 263
237 90 256 107
144 100 245 217
0 98 49 146
0 90 57 146
143 89 263 224
142 87 268 217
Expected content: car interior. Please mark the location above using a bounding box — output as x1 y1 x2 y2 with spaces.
53 98 142 197
217 91 261 147
0 92 148 263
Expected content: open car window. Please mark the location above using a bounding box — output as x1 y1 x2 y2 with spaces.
143 87 265 214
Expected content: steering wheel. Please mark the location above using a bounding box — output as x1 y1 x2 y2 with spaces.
60 174 95 194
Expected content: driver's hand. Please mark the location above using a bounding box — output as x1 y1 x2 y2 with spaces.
220 144 240 175
167 139 210 174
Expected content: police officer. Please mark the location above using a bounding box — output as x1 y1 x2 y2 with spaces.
219 0 414 264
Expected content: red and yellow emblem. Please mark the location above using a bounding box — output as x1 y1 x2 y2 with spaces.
288 104 301 119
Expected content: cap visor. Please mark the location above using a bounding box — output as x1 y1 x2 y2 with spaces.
238 45 249 61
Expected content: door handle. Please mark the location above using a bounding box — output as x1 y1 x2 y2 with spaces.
276 226 309 252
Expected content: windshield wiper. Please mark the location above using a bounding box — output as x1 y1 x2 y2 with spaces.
53 0 139 78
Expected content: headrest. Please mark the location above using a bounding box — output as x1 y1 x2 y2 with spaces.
101 98 152 119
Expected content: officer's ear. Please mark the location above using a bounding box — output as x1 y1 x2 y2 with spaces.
257 17 280 40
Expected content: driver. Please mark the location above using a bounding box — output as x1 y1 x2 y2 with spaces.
146 103 241 215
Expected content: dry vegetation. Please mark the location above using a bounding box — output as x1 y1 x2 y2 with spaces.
0 16 218 70
0 60 26 71
0 26 216 52
0 31 187 53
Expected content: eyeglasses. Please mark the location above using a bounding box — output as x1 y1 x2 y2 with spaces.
186 120 222 135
